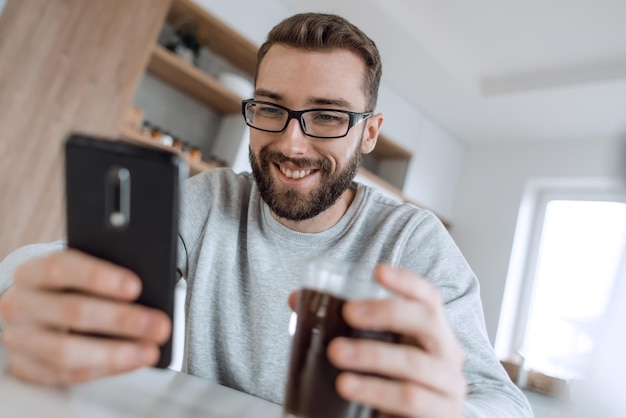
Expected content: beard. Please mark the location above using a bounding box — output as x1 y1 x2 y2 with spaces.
249 143 362 221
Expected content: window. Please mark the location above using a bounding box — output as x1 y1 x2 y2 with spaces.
495 179 626 381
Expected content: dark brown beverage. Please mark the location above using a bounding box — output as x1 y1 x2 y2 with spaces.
283 288 399 418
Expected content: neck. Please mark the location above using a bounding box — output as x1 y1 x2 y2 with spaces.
271 187 356 233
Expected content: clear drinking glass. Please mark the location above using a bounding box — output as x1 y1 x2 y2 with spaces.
283 258 399 418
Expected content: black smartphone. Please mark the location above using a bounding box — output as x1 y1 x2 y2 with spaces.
64 133 187 368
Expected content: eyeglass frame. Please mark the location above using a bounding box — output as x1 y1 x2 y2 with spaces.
241 99 373 139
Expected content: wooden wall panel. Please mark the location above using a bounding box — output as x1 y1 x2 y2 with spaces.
0 0 172 259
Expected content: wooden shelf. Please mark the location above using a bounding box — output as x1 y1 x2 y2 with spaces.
167 0 258 77
500 360 569 398
358 168 450 228
119 125 223 176
147 44 242 115
358 168 405 198
373 133 412 160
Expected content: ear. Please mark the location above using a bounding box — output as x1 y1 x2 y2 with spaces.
361 112 384 154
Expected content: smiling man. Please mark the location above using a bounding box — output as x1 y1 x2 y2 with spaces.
0 13 532 418
247 41 381 230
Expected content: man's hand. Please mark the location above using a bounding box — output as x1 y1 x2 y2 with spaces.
288 264 466 417
0 249 171 386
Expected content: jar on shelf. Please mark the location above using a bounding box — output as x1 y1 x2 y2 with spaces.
190 147 202 161
150 126 162 142
160 132 174 147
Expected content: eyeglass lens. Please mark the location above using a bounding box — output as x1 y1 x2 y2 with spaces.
245 102 353 138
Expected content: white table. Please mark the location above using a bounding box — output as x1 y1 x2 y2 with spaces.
0 343 283 418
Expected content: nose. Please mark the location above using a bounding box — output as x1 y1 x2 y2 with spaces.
284 115 307 137
276 117 310 156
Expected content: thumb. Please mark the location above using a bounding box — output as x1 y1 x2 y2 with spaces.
287 290 299 312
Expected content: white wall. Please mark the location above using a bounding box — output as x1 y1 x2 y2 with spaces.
377 85 465 220
194 0 291 45
450 136 625 343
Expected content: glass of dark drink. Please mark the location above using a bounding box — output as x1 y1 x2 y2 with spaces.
283 258 399 418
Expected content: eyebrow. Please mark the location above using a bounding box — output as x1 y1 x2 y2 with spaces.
254 89 282 101
254 88 354 109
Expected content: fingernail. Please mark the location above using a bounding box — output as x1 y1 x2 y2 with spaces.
141 315 155 335
337 340 355 360
120 276 140 295
379 264 397 281
351 301 371 317
117 345 150 368
150 316 171 342
144 315 164 336
341 374 360 394
138 345 158 366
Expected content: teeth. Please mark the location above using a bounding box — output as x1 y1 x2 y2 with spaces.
280 167 312 179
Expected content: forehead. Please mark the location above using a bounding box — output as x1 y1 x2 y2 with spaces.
256 44 367 109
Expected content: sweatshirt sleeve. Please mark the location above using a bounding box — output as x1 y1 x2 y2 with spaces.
400 212 533 417
0 240 67 296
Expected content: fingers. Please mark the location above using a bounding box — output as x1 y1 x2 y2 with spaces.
330 264 467 417
3 289 171 343
14 250 141 301
375 264 441 307
4 326 159 385
0 249 170 386
336 372 465 418
328 337 463 395
287 290 299 311
342 297 459 359
342 264 462 360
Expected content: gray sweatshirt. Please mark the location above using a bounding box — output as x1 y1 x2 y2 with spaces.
0 168 532 417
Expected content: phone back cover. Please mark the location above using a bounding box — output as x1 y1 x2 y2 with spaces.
65 134 185 368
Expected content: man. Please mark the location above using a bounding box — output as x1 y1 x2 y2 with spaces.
0 13 532 417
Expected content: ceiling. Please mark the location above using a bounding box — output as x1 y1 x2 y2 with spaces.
278 0 626 144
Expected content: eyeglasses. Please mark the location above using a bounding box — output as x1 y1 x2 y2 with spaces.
241 99 373 139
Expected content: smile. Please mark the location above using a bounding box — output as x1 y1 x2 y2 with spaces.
278 165 313 180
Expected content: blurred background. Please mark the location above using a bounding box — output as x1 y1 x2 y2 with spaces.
1 1 625 416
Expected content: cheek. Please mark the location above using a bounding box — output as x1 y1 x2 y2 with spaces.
248 131 273 155
248 130 263 148
327 139 361 168
312 147 342 172
249 129 276 149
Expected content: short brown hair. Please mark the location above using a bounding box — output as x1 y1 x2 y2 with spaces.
256 13 382 111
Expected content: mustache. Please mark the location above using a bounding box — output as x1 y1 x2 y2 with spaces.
260 148 331 172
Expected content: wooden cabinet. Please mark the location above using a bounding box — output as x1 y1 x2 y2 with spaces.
147 44 242 115
0 0 173 259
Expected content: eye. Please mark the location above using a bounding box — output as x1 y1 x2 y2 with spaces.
310 111 349 125
257 105 284 118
